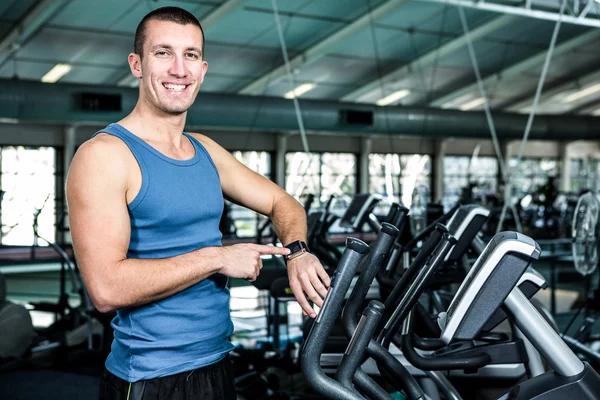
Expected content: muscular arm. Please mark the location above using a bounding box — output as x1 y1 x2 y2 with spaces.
198 135 331 316
67 135 282 313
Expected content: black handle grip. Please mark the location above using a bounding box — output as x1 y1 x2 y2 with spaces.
336 301 383 387
342 223 399 338
379 231 457 346
378 223 449 335
301 238 369 400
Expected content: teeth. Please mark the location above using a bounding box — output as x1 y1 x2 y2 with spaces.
164 84 186 91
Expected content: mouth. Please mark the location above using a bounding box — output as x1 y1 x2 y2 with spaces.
162 83 191 93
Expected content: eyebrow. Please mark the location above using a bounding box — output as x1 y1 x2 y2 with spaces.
150 44 202 55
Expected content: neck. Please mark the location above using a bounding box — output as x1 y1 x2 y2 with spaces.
120 99 188 145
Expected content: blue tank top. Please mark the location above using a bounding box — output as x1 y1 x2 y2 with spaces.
93 123 233 382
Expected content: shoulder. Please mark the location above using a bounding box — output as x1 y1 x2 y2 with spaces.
76 132 131 159
188 132 221 152
188 132 232 162
68 133 133 187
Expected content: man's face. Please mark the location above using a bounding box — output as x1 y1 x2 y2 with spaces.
135 19 207 115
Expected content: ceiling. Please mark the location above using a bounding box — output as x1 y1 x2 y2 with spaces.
1 0 600 119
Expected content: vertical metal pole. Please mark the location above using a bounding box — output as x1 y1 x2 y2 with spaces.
276 134 287 187
63 125 76 244
360 137 372 194
434 139 446 204
457 7 522 232
560 142 571 193
271 0 309 154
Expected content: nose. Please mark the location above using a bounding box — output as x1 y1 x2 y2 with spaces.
168 55 187 78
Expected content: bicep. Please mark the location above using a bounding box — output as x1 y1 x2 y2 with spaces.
200 137 288 216
66 141 131 293
222 158 287 216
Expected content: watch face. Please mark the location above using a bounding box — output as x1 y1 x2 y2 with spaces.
287 241 302 253
286 240 309 255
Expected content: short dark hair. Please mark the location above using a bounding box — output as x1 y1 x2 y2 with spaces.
134 6 205 59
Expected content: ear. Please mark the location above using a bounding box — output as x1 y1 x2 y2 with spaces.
128 53 143 79
199 60 208 84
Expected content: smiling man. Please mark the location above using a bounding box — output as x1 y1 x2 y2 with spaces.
66 6 330 400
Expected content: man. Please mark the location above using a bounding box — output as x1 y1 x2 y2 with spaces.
66 6 330 399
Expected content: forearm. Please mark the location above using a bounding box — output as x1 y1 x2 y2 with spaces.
90 246 221 312
270 194 307 245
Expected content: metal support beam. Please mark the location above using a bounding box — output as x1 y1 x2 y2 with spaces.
110 0 246 87
276 134 287 187
579 0 594 19
0 0 70 69
238 0 411 95
434 139 446 203
560 141 571 192
430 29 600 108
62 124 76 244
341 15 518 102
201 0 246 28
422 0 600 28
359 137 372 193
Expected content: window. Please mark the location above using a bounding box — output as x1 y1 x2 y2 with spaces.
227 151 271 238
443 156 498 210
285 152 356 212
369 154 431 214
509 157 560 201
1 146 56 246
570 159 599 194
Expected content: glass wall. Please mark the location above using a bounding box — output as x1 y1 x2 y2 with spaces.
285 152 356 212
443 156 498 210
509 157 560 202
570 159 599 194
1 146 56 246
368 154 431 214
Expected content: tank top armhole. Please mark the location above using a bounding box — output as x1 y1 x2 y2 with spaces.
92 131 149 212
185 133 221 180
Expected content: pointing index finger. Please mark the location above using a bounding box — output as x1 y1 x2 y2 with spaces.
251 244 291 256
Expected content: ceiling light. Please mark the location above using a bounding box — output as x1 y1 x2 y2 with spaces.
41 63 72 83
563 83 600 103
441 93 476 109
284 83 315 99
376 89 410 106
459 97 486 111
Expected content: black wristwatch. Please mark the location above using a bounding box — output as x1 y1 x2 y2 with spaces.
284 240 310 264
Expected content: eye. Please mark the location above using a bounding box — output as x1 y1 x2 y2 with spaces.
186 52 199 59
156 50 169 56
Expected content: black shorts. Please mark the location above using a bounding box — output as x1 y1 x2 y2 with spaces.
99 355 236 400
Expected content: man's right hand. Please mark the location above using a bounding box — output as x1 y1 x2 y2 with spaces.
217 244 290 281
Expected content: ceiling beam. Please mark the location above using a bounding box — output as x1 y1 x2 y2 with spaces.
422 0 600 28
579 0 595 19
340 14 518 103
502 68 600 112
0 0 70 69
109 0 247 87
428 28 600 108
237 0 411 96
